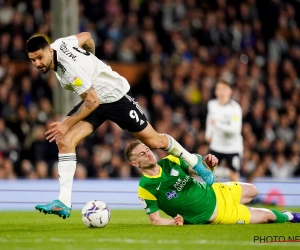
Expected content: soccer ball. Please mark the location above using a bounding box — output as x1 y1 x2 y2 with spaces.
81 200 111 228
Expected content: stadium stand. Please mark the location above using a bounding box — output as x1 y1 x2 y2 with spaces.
0 0 299 181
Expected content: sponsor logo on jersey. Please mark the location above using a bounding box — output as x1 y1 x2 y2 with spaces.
233 115 239 121
170 169 179 176
156 182 162 190
60 42 77 61
64 84 74 91
173 176 190 191
72 77 83 86
166 190 178 200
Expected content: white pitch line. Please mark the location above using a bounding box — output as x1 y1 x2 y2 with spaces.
0 238 300 247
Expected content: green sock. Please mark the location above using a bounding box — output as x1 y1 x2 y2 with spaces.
271 210 288 223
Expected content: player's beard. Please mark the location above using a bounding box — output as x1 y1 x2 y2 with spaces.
142 163 157 170
39 58 52 74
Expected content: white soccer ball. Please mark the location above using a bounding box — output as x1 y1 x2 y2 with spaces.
81 200 111 228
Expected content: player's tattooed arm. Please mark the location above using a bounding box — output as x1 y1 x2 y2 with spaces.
70 87 100 118
82 43 95 55
81 89 97 109
76 32 96 55
72 87 98 115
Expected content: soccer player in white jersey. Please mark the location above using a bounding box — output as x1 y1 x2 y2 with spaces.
205 79 243 181
26 32 214 219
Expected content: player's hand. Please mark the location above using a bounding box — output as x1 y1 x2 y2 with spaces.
45 122 69 144
174 214 184 225
204 154 218 170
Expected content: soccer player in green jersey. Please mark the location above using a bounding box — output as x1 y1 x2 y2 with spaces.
125 140 300 225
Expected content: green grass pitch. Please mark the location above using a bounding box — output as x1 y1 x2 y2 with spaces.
0 208 300 250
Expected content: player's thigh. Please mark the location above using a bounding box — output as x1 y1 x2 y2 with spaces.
215 182 242 203
60 120 93 151
239 183 258 204
67 101 107 131
131 122 164 146
234 204 251 224
211 183 250 224
102 92 149 133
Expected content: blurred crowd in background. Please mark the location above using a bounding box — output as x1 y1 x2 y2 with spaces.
0 0 300 181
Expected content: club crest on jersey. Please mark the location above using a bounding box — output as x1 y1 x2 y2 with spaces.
166 190 178 200
72 77 82 86
170 168 179 176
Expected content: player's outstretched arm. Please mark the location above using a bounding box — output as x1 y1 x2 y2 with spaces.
75 32 95 55
148 211 184 226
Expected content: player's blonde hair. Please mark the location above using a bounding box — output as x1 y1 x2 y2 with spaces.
124 140 143 162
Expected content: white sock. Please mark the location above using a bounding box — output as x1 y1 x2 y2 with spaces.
164 134 198 167
57 153 76 207
282 211 293 221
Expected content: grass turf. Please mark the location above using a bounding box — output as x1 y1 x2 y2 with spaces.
0 208 300 250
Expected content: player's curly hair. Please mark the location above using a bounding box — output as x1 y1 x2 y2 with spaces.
26 35 49 53
124 140 143 162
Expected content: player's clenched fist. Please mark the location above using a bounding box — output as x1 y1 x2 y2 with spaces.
174 214 184 225
204 154 218 170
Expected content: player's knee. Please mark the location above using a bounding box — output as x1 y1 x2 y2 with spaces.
266 210 276 222
142 135 164 149
57 135 75 152
250 184 258 197
143 139 160 149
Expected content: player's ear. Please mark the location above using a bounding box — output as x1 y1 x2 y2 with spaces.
131 161 138 167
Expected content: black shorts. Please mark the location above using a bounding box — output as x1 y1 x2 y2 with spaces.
67 91 148 133
208 149 241 172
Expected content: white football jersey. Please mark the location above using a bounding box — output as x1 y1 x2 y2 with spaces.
50 35 130 103
205 99 243 154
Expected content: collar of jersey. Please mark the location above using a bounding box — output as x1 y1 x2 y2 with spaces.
143 165 162 178
53 49 58 71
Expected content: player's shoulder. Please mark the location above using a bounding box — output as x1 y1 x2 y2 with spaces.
159 155 181 166
208 99 218 105
139 175 157 191
50 35 78 49
207 99 219 108
229 99 242 109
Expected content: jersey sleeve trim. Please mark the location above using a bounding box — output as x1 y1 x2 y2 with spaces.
138 186 157 200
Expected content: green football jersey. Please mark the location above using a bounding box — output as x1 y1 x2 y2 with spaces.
138 155 216 224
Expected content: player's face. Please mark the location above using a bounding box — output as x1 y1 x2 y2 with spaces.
131 144 157 169
28 48 53 74
215 82 232 105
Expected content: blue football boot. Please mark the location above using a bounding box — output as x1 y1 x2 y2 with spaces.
35 199 72 219
192 154 214 185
